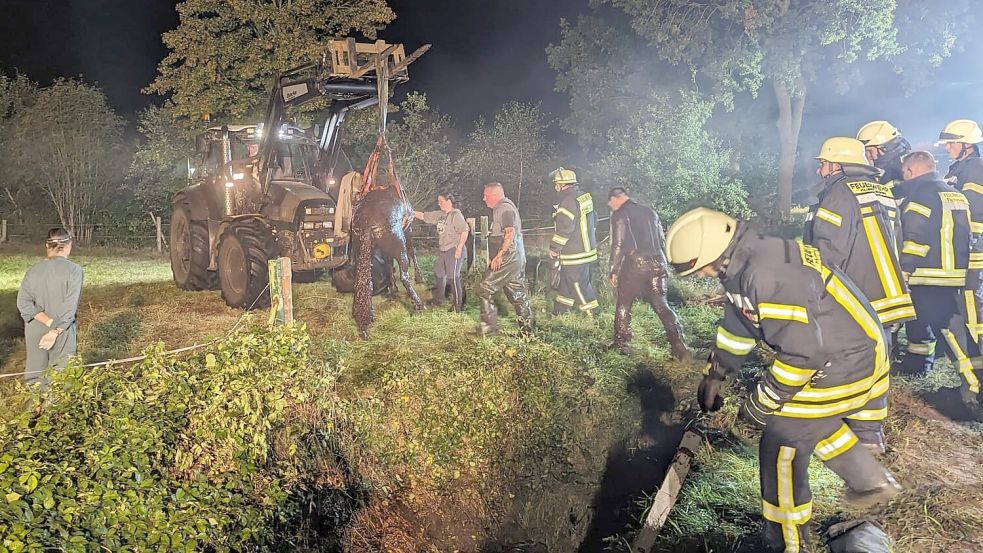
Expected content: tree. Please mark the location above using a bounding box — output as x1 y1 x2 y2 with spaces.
127 105 196 219
146 0 395 125
600 92 749 219
0 74 39 221
457 102 554 215
5 79 127 243
598 0 974 218
385 93 456 207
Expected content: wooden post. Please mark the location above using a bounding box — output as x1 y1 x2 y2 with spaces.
466 217 477 273
631 430 704 553
0 219 6 243
267 257 294 326
479 215 490 268
150 213 163 253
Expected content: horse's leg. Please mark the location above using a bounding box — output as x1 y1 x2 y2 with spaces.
353 232 375 339
395 241 424 310
404 223 425 284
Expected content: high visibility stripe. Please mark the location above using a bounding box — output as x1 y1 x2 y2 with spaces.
574 281 587 305
862 215 903 297
580 300 599 311
942 329 981 393
551 234 569 245
902 241 930 257
769 360 815 387
757 383 782 410
973 357 983 370
577 193 594 256
778 446 803 552
871 295 914 310
559 250 598 260
716 327 756 355
815 208 842 227
941 203 955 270
847 408 888 421
966 290 980 341
555 207 575 219
555 295 576 306
758 303 809 324
908 272 967 286
762 500 812 524
970 252 983 261
779 380 890 417
972 221 983 234
789 370 890 403
559 252 598 266
907 341 936 356
963 182 983 196
878 305 917 325
815 424 858 461
904 202 932 218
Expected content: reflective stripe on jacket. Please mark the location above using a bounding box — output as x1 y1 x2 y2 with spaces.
550 185 598 266
945 155 983 268
712 224 889 420
899 174 971 286
804 168 914 325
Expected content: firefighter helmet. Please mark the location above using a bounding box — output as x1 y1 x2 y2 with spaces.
550 167 577 185
665 208 738 277
857 121 900 147
938 119 983 145
816 137 870 166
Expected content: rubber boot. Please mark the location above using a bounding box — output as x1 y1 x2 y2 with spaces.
612 304 632 355
514 298 534 336
431 277 447 307
478 297 498 336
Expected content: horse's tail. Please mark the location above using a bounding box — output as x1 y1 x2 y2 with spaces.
353 230 375 338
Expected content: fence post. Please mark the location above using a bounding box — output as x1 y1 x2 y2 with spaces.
268 257 294 326
1 219 6 243
479 215 490 269
154 214 163 253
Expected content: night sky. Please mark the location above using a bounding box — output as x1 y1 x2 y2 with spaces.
1 0 982 152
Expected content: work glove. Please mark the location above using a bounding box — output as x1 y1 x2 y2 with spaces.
697 358 726 412
739 392 774 430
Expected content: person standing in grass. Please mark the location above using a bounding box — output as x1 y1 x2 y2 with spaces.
415 192 470 311
16 228 83 392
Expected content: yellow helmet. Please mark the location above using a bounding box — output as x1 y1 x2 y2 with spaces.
816 137 870 166
857 121 900 147
938 119 983 144
550 167 577 185
665 208 738 277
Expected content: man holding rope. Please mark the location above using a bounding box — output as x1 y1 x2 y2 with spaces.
16 228 84 392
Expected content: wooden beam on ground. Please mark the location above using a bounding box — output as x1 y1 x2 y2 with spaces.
631 429 704 553
268 257 293 326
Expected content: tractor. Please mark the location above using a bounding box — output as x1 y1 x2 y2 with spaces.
168 39 428 309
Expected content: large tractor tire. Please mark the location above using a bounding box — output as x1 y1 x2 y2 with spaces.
217 218 278 309
330 251 392 296
169 204 217 291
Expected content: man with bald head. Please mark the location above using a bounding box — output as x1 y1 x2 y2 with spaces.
895 151 980 407
476 182 533 336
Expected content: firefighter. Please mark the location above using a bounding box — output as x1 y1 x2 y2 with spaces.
893 151 980 404
856 121 912 189
548 167 599 315
938 119 983 406
805 137 914 451
477 182 533 336
666 208 900 553
607 187 692 361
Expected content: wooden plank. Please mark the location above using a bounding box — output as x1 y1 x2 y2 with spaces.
631 429 704 553
267 257 294 326
1 219 6 243
479 215 490 268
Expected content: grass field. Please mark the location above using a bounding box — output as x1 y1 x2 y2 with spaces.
1 245 981 552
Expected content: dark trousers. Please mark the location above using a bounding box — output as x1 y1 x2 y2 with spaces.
760 416 891 553
899 286 979 392
554 264 599 314
478 252 532 334
613 256 690 360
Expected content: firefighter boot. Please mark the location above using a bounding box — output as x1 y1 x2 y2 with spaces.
431 277 447 307
477 297 498 336
844 472 902 509
612 304 632 355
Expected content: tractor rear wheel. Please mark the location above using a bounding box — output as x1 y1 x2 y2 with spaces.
169 204 217 291
217 218 278 309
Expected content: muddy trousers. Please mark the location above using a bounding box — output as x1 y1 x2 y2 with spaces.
613 257 691 361
899 285 980 393
478 255 532 335
553 264 599 315
760 416 893 553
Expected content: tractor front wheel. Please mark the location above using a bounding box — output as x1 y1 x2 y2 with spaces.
217 219 277 309
169 204 217 291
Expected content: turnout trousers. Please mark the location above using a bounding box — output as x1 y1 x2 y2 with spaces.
553 263 599 315
613 256 691 361
760 416 893 553
478 252 532 335
899 285 981 394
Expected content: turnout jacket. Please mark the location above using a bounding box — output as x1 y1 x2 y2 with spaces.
898 173 971 287
945 155 983 270
550 185 598 266
609 200 667 276
804 167 914 325
711 224 890 420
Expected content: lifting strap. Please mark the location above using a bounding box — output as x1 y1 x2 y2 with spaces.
359 133 404 201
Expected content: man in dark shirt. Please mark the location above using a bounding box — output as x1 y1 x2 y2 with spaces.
608 188 692 361
477 182 532 335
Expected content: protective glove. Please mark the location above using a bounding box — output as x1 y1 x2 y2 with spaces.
697 358 726 412
38 330 58 351
739 392 774 429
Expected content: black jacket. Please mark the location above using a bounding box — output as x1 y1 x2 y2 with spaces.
899 173 971 286
609 200 667 276
550 185 597 266
711 224 890 420
945 155 983 269
803 166 914 325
